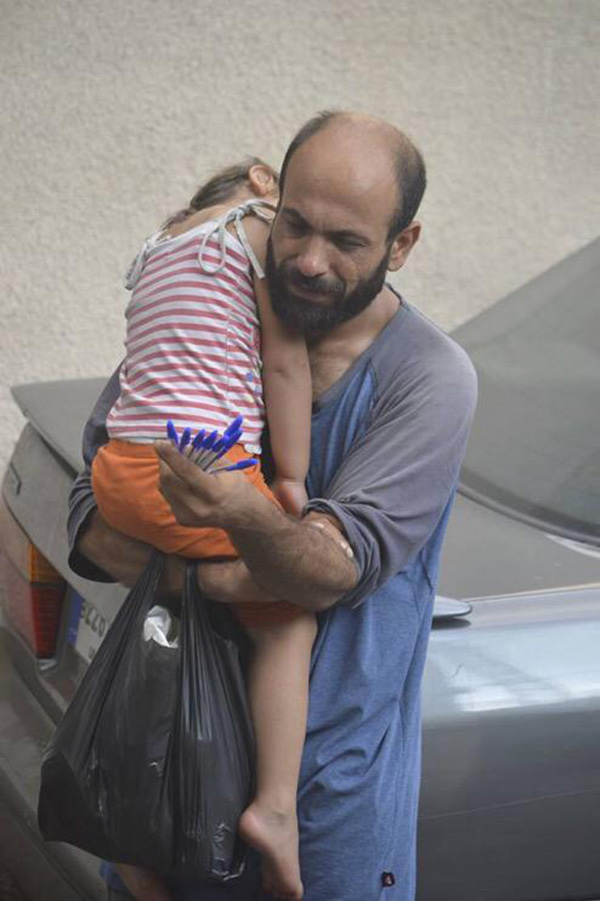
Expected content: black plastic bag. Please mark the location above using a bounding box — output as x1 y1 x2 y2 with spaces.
38 552 254 882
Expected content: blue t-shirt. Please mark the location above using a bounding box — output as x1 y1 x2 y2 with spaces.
69 300 477 900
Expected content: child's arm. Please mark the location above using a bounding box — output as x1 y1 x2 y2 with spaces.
242 216 311 517
254 275 311 516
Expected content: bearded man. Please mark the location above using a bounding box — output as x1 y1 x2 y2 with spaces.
68 111 477 900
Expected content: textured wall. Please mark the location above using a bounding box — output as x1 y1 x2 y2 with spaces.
1 0 599 473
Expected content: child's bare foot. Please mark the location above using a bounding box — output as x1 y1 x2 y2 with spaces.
115 863 173 901
239 801 303 899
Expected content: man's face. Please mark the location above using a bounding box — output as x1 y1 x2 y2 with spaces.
265 236 392 338
266 133 400 339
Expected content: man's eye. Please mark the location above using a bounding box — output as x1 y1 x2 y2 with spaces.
335 237 362 252
285 218 307 235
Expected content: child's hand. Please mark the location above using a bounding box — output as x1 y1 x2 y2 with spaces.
272 478 309 518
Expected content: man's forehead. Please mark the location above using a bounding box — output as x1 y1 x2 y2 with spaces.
282 131 397 233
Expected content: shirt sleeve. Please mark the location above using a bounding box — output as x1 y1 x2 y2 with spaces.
66 365 122 581
305 342 478 608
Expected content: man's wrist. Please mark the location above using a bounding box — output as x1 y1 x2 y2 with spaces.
220 477 289 533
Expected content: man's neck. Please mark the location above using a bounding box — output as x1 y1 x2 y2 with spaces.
308 286 400 399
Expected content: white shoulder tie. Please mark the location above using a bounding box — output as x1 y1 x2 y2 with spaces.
197 199 277 280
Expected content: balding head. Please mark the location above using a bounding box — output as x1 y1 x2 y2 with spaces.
267 112 423 338
279 111 426 239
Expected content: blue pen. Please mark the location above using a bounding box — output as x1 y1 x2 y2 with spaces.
190 432 211 465
225 415 244 436
166 420 179 448
201 435 227 469
203 430 242 470
204 430 218 450
226 428 243 444
210 458 258 474
186 429 206 459
179 427 192 453
193 429 219 467
189 429 206 457
192 429 206 448
190 435 210 465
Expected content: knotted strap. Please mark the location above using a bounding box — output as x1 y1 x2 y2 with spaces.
197 199 277 279
124 199 276 290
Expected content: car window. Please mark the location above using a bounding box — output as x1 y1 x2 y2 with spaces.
453 240 600 545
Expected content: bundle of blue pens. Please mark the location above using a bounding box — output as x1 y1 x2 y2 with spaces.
166 415 258 474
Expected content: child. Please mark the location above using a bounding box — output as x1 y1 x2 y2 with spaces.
91 159 315 901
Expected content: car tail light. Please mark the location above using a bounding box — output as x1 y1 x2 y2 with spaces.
0 498 66 658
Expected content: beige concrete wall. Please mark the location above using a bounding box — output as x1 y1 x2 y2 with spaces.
1 0 599 473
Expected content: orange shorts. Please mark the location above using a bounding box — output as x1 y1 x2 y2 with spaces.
92 438 303 627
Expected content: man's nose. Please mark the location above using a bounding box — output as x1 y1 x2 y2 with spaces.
295 237 329 279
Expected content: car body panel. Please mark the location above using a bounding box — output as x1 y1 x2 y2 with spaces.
419 586 600 899
450 237 600 550
4 422 127 623
439 489 600 598
11 378 100 476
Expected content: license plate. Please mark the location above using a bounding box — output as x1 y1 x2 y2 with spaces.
67 591 109 663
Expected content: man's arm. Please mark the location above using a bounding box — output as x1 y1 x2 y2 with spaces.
67 366 290 605
77 510 156 587
155 442 358 612
80 508 283 605
154 326 478 612
230 509 357 610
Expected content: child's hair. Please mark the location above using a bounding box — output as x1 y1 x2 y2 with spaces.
164 157 279 229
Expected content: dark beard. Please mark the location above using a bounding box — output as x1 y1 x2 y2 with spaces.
265 238 390 338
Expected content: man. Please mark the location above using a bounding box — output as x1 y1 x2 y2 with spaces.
68 111 477 900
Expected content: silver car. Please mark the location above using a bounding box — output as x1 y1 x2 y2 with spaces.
1 238 599 900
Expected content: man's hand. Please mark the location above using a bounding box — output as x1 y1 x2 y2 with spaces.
155 440 358 612
155 441 257 530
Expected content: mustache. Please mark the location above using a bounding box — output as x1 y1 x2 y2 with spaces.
285 267 345 299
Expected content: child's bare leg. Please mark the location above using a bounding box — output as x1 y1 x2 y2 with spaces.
114 863 172 901
238 612 316 901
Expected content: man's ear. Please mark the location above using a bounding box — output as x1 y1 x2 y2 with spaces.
387 221 421 272
248 164 278 198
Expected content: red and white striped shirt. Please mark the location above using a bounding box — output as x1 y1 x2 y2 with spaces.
107 203 269 453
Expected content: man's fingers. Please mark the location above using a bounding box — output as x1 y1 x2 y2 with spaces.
154 440 221 529
156 459 182 500
155 440 202 485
